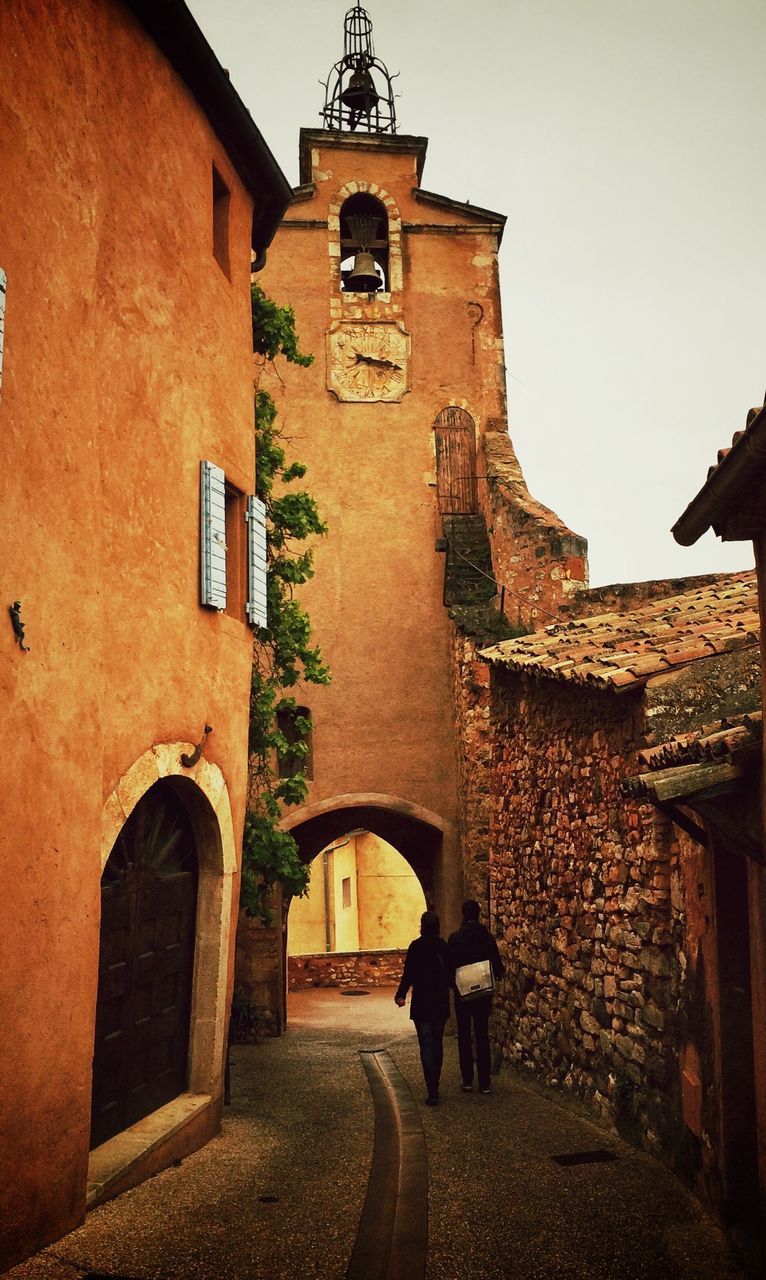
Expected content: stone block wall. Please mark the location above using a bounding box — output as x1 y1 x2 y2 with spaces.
488 668 687 1151
288 948 405 990
235 909 284 1038
450 626 493 910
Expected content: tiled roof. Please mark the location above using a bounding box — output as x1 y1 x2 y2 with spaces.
481 572 759 692
622 713 762 833
637 711 762 771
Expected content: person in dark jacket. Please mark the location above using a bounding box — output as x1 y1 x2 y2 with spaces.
448 899 503 1094
395 910 452 1106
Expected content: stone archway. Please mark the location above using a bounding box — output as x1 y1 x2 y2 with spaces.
277 794 452 1025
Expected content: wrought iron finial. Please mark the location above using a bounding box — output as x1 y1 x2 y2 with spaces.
321 5 397 134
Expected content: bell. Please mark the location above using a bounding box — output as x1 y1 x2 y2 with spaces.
340 67 379 117
345 250 381 292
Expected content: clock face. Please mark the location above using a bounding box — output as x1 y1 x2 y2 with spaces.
327 323 410 402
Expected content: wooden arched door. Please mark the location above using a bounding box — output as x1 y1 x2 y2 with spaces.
433 407 478 514
91 780 198 1148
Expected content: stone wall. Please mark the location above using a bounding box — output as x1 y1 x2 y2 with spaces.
482 431 588 631
488 667 686 1152
288 948 405 990
450 626 493 909
236 908 284 1038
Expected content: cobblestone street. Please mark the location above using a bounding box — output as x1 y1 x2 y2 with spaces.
5 989 747 1280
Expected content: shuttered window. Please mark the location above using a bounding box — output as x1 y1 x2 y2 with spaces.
246 495 268 628
200 460 227 610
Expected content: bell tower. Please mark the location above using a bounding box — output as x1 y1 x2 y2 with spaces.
253 5 587 1003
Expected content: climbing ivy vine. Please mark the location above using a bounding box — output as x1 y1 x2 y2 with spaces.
241 284 330 923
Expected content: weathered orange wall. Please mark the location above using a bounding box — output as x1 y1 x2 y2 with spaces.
258 134 514 927
0 1 256 1265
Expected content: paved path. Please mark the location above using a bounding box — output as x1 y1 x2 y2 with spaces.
6 989 746 1280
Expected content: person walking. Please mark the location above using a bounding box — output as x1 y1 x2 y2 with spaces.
394 910 452 1106
448 899 503 1095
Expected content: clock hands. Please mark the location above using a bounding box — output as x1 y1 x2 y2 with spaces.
354 353 402 371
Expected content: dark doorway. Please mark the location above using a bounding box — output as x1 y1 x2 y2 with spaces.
712 843 761 1268
434 407 478 515
91 780 198 1148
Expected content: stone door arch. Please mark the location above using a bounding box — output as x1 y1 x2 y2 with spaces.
434 407 478 515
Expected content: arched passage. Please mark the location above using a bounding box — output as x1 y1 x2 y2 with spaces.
283 794 447 900
272 795 453 1023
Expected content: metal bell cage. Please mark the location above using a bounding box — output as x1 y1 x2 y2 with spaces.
321 4 398 134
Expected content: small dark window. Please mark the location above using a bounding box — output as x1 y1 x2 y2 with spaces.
224 482 246 620
277 705 313 780
341 877 352 910
340 193 388 292
212 165 230 276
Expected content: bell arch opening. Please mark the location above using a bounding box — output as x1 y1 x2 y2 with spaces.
340 192 389 292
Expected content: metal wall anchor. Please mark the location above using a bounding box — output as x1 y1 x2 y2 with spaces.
181 724 213 768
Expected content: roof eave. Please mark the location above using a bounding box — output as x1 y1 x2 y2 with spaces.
413 189 506 243
672 401 766 547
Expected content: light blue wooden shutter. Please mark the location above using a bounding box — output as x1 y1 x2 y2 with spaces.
0 269 6 401
246 495 268 627
200 460 227 610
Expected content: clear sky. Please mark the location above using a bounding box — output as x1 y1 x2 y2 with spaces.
187 0 765 588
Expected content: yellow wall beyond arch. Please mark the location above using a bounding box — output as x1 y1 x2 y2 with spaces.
289 830 426 956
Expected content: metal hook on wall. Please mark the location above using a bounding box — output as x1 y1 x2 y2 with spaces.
467 302 484 365
181 724 213 769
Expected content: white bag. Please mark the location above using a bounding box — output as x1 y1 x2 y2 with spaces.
455 959 495 1001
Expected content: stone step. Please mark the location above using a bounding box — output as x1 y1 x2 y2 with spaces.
442 513 497 608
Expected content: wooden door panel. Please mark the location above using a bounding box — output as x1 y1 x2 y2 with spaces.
434 407 478 514
91 783 198 1149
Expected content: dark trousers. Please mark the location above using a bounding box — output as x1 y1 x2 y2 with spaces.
414 1020 446 1099
455 996 492 1090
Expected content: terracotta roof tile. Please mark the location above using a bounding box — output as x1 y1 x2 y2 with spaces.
482 572 759 692
636 712 762 771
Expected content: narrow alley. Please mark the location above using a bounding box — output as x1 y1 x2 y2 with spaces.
7 990 745 1280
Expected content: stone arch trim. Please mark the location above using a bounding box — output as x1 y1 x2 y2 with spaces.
282 791 451 837
328 182 403 303
282 792 455 899
99 742 237 1097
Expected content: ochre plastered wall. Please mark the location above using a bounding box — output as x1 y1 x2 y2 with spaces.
0 1 256 1265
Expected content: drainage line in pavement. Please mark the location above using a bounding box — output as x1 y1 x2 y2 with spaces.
346 1049 428 1280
